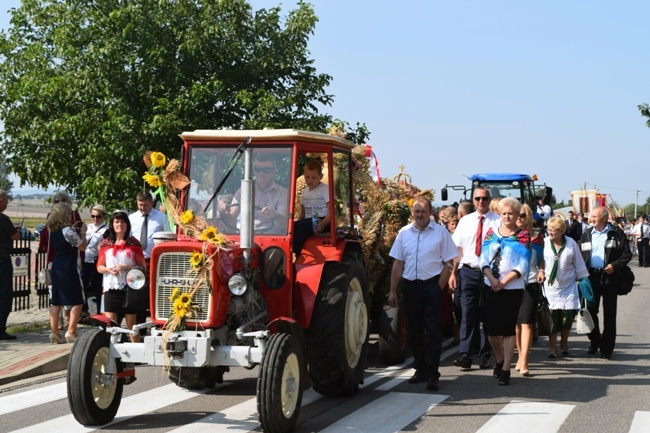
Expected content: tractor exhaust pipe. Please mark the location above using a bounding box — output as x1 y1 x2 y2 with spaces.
239 147 254 264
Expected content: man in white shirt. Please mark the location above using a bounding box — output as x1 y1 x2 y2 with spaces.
129 191 169 327
536 197 553 224
389 196 458 392
449 187 501 370
631 215 650 267
129 191 169 260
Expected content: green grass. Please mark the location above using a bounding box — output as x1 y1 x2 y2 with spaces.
6 321 50 334
22 218 47 231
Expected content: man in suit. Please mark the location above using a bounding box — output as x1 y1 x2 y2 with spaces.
565 210 582 242
579 206 631 359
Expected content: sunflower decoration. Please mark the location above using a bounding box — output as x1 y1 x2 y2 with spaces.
166 287 201 331
189 250 204 269
199 225 227 246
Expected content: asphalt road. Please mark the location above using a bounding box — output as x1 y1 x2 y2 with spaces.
1 265 648 433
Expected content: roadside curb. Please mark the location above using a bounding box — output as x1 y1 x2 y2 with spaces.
0 348 69 387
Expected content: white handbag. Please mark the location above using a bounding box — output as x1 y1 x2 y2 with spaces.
576 300 595 334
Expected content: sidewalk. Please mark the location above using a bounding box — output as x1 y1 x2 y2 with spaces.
0 329 83 387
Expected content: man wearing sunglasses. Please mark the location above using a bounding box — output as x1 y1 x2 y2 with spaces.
449 187 501 370
219 154 288 233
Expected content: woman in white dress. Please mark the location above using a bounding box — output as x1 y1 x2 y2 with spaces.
539 215 589 357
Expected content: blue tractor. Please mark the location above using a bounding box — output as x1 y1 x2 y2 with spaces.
440 172 552 222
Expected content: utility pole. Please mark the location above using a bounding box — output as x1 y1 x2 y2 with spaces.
635 189 640 219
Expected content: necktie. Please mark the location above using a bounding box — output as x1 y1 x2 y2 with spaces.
140 214 148 250
475 215 484 256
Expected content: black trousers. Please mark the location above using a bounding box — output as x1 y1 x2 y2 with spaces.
458 267 492 360
587 272 618 356
637 238 649 267
403 276 443 381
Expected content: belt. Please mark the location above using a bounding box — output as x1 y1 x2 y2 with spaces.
462 266 482 272
404 275 440 284
589 267 604 273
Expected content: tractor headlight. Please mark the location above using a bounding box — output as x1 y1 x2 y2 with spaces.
126 267 147 290
228 274 248 296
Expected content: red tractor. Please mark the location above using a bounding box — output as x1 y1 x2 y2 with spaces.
67 129 370 433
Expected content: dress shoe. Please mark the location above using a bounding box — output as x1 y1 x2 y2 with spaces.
493 362 503 379
408 371 426 384
520 368 530 377
587 345 599 355
453 356 471 370
427 379 440 391
0 332 17 341
600 352 612 359
498 370 511 386
478 356 490 369
65 333 78 343
49 333 64 344
547 352 557 359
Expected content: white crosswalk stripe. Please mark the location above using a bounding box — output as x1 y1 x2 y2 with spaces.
0 382 67 416
629 411 650 433
319 392 448 433
476 400 575 433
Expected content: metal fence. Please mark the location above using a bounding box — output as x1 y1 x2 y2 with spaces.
10 236 50 311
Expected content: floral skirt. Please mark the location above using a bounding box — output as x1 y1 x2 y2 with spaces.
550 309 578 334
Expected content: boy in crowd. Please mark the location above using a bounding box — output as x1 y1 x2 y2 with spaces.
293 160 330 256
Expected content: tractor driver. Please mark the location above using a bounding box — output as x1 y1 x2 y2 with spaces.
218 153 289 234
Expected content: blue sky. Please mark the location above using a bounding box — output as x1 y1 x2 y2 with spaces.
3 1 650 207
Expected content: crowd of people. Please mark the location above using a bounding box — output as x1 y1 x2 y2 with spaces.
391 188 634 391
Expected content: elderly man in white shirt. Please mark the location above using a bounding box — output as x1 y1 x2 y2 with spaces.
449 187 501 370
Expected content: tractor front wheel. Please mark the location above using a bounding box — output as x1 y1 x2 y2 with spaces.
67 328 123 426
257 332 303 433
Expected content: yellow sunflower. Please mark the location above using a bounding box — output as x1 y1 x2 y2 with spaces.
143 172 162 188
189 251 203 268
179 293 192 308
173 298 187 318
199 226 218 243
151 151 166 168
168 287 180 302
180 210 195 225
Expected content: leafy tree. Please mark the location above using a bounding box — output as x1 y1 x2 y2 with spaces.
0 155 13 198
639 103 650 128
0 0 354 210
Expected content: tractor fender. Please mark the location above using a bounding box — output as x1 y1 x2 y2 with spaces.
79 314 120 329
268 317 311 390
293 240 364 329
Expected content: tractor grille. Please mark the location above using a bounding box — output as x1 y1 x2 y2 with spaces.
155 252 211 322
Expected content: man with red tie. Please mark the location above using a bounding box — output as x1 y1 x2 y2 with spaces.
449 187 501 370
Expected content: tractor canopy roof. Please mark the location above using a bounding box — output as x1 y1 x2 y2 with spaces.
180 129 355 149
469 173 533 182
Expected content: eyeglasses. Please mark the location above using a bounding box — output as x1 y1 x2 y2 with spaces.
91 215 102 219
518 213 527 219
53 199 60 203
253 166 273 174
474 197 490 202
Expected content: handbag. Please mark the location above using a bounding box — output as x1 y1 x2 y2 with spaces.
123 267 149 310
616 266 635 296
576 300 595 334
537 284 554 336
38 267 52 286
38 229 52 286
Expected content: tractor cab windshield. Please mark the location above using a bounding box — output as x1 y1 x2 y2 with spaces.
186 146 292 235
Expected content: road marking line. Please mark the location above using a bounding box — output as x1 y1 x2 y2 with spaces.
319 392 448 433
12 382 216 433
476 400 575 433
0 382 67 416
629 411 650 433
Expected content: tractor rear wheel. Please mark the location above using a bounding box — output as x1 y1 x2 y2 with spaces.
306 254 369 396
67 328 123 426
257 332 303 433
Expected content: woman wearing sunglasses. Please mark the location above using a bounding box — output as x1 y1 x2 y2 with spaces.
514 204 543 376
81 205 108 313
